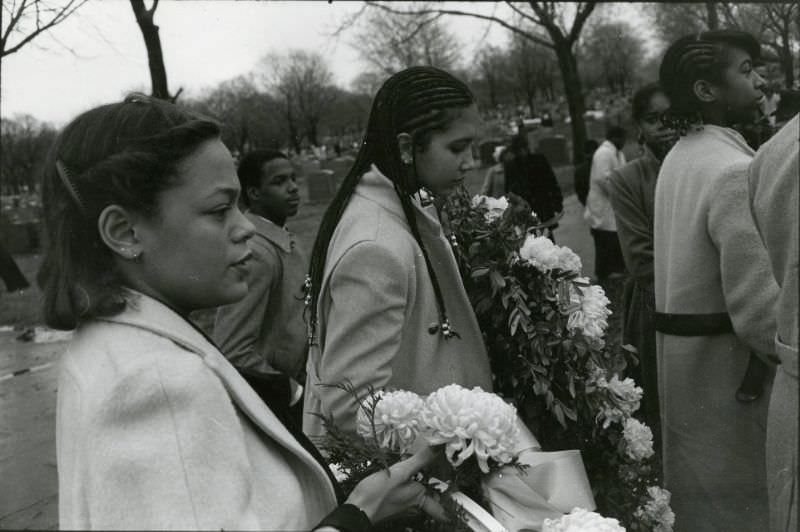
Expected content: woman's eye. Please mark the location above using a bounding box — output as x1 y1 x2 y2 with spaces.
210 205 231 219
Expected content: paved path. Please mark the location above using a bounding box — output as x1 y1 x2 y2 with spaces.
0 193 597 530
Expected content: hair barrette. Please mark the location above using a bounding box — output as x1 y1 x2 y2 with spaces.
55 160 88 216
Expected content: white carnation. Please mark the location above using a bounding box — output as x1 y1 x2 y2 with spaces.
591 371 643 428
622 418 655 461
519 235 582 274
420 384 520 473
328 462 349 483
356 390 424 453
542 507 625 532
471 194 509 223
566 281 611 341
634 486 675 532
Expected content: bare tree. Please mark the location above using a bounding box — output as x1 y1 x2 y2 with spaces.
474 45 513 109
362 1 597 164
1 0 88 57
352 4 461 75
1 115 57 194
581 20 645 94
130 0 180 101
760 2 799 87
261 50 338 150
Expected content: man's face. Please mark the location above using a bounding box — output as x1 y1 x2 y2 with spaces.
251 158 300 224
712 47 766 124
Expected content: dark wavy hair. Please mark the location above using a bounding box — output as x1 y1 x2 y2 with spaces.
38 94 221 330
306 66 475 342
659 29 761 134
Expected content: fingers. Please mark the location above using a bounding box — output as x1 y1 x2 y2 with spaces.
390 445 436 480
417 491 448 522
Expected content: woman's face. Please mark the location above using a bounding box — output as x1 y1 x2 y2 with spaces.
132 138 255 314
639 91 676 156
414 104 481 196
712 46 766 124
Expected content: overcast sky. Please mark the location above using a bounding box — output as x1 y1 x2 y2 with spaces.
1 1 652 127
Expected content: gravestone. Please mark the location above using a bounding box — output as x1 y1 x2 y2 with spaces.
307 169 337 203
537 135 570 166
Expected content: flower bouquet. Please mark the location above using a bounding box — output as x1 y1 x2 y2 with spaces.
316 383 525 531
440 190 674 531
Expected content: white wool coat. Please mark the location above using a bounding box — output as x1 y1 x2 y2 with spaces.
303 166 493 440
654 124 779 531
56 292 337 530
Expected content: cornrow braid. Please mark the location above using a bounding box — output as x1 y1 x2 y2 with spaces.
659 29 761 135
306 66 474 346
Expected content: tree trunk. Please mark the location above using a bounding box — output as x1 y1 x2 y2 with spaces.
553 41 588 164
781 30 794 88
130 0 172 100
705 2 719 30
308 121 319 147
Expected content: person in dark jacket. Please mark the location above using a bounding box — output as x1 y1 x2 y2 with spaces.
573 139 599 206
504 135 563 240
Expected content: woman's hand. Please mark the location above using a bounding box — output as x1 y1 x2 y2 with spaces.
345 446 445 523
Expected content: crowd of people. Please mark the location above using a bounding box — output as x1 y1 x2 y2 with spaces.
35 28 796 532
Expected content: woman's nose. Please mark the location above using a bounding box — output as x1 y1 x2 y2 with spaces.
232 208 255 242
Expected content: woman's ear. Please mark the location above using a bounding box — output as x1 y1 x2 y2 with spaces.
396 133 414 165
693 79 718 104
97 205 142 261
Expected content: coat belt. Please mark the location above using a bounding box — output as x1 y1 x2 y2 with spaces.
654 312 733 336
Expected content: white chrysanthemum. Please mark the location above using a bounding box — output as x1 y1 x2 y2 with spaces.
634 486 675 532
519 235 582 274
566 281 612 341
622 418 655 461
356 390 424 453
328 463 349 483
542 507 625 532
420 384 520 473
592 372 643 428
471 194 509 223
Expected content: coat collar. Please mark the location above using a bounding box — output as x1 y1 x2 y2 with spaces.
246 212 294 254
99 291 336 502
686 123 755 156
356 164 444 238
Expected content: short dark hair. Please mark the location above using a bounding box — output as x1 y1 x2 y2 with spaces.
38 94 220 330
606 126 626 140
237 149 288 206
659 29 761 133
632 82 667 122
583 139 600 154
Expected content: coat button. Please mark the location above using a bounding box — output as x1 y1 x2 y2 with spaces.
428 323 439 334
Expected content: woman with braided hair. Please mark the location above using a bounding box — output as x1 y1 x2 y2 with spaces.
654 30 779 531
302 66 495 440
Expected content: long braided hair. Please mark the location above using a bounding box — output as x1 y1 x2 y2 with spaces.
659 29 761 135
306 66 475 344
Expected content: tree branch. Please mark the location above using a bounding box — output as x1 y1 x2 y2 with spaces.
364 1 554 49
2 0 88 57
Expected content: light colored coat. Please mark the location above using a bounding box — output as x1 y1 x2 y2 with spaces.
57 292 337 530
748 114 799 532
303 166 493 440
584 139 626 231
654 124 778 531
214 212 309 380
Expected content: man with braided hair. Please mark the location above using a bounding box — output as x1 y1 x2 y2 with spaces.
654 30 779 531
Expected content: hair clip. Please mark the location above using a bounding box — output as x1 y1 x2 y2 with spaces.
55 160 88 216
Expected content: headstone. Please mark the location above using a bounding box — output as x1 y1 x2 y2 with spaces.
537 136 570 166
307 169 337 203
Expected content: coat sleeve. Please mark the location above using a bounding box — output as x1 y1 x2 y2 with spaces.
609 169 653 282
316 240 410 435
213 242 281 374
591 148 616 196
80 351 262 530
707 162 779 356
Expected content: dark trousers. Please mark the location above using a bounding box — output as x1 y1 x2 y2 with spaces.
590 228 626 279
0 242 29 291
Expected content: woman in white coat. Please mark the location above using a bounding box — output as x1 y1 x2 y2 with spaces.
303 67 494 441
39 94 439 530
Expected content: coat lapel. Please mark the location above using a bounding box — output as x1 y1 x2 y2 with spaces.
101 292 336 499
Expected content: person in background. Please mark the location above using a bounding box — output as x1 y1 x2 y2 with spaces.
41 94 440 530
0 241 29 293
584 126 627 280
655 30 777 531
748 113 798 532
214 149 308 428
505 135 563 240
573 139 599 207
608 82 677 457
480 143 512 198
